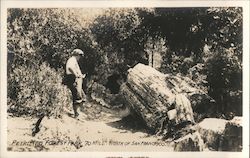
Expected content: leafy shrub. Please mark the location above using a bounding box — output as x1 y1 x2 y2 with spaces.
7 7 242 118
8 62 71 117
187 63 208 93
7 8 95 71
205 46 242 115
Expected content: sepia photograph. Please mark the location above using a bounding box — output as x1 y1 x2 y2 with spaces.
1 0 249 158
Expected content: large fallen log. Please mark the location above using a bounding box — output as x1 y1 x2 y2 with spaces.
120 63 216 134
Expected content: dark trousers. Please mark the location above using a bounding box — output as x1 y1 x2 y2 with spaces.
64 74 86 115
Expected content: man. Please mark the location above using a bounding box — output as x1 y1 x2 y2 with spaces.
64 49 86 118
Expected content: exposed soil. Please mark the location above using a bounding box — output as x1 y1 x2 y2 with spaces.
7 102 174 152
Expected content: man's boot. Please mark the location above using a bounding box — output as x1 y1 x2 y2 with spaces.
73 103 79 118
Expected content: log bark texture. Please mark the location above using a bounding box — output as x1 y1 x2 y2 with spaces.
121 63 216 133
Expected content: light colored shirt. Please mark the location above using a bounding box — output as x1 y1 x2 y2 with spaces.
66 56 83 77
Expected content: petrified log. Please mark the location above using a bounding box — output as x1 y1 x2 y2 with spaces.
197 117 242 151
174 131 204 151
197 118 228 150
220 116 242 151
121 63 215 133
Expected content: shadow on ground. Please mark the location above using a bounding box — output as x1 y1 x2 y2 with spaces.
106 114 152 134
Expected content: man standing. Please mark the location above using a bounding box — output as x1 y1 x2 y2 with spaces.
64 49 86 118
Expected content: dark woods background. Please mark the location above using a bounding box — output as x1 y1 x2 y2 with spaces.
7 8 242 119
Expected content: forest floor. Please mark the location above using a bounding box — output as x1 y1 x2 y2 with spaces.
7 101 174 152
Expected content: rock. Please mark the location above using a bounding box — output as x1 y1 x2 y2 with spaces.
220 116 242 151
197 118 228 150
174 131 204 151
121 63 215 133
167 109 177 121
197 117 242 151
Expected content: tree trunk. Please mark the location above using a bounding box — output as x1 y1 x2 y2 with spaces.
121 63 216 134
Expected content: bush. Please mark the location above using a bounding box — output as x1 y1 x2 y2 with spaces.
205 46 242 115
7 8 95 71
8 62 71 117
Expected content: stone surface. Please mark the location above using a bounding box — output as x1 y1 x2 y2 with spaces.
174 131 204 151
220 116 242 151
120 63 215 133
197 117 242 151
197 118 228 150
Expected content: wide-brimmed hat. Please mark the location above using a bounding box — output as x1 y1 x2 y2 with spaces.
72 49 84 56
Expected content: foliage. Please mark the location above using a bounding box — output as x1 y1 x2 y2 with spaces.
8 63 71 117
206 7 242 58
90 8 150 84
7 7 243 118
7 8 96 117
203 7 242 115
7 8 95 71
7 8 87 116
150 7 242 116
204 46 242 115
144 36 167 69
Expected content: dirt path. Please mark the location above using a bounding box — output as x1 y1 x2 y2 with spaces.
7 103 174 152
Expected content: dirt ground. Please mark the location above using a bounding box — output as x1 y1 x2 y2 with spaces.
7 102 174 152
